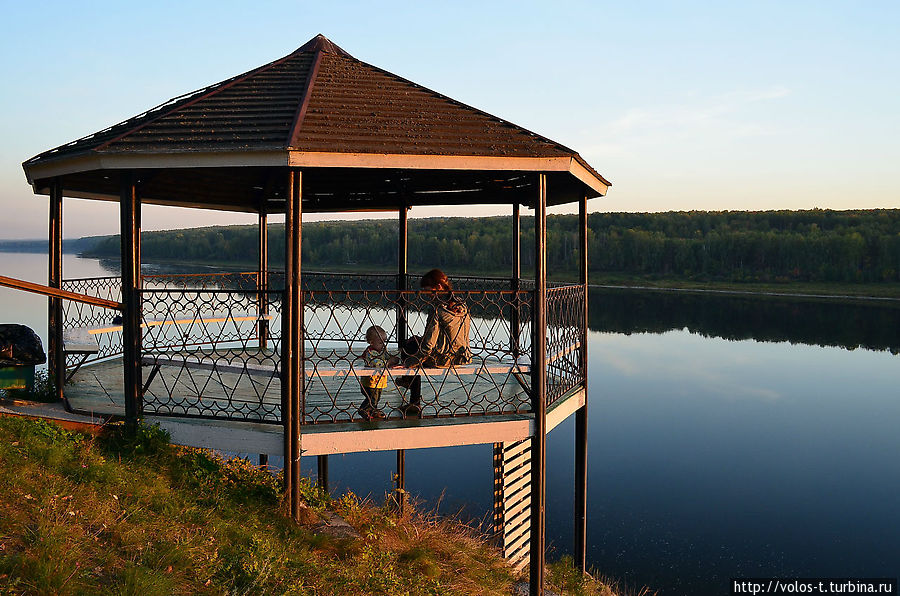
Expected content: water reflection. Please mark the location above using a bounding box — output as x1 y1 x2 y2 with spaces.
577 329 899 594
590 287 900 353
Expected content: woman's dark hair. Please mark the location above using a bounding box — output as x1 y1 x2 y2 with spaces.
420 268 452 291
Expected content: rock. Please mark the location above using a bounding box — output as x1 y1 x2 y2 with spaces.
311 510 361 540
0 325 46 367
512 581 561 596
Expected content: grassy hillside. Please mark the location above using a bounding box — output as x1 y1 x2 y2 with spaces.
0 416 620 595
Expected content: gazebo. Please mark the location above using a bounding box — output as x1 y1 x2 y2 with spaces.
20 34 609 594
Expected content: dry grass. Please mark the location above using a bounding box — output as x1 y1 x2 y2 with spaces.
0 415 625 595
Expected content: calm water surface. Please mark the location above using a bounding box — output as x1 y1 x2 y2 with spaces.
2 253 898 595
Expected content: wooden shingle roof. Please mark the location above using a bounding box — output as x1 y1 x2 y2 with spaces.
23 35 609 212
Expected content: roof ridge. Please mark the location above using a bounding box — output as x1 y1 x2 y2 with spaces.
92 52 302 153
293 34 353 58
286 47 325 149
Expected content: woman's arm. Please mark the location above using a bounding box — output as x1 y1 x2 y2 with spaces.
417 309 440 356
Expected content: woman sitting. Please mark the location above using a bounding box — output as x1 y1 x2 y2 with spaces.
401 269 472 416
411 268 471 367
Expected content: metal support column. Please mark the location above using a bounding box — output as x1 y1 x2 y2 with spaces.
317 455 329 493
529 174 548 595
511 202 521 359
257 207 269 470
575 194 589 573
120 172 142 424
397 205 408 345
258 208 269 350
282 168 303 521
395 449 406 514
396 206 409 492
48 179 64 402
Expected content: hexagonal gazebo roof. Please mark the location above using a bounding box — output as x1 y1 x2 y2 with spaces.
23 34 610 213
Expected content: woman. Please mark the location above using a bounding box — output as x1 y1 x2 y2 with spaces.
413 268 471 367
401 269 472 415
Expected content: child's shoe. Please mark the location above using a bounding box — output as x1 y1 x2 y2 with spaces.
358 405 385 421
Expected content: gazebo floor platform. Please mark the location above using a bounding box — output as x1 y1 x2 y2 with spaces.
63 357 583 456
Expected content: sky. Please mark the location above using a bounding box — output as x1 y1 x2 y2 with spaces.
0 0 897 239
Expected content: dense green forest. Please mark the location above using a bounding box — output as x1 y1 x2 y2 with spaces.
84 209 900 283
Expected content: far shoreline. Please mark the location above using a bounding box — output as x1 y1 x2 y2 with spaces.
56 252 900 303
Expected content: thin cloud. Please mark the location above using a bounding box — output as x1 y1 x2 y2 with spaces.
607 86 792 137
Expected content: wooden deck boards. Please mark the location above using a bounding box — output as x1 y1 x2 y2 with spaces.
62 355 583 455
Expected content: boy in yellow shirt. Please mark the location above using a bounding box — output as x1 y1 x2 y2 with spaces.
357 325 398 420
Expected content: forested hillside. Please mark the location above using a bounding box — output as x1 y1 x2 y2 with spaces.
84 210 900 283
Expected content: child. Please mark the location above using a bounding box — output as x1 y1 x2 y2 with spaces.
357 325 398 420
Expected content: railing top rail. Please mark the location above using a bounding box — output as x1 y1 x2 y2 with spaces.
62 274 121 283
303 289 534 295
144 271 258 278
0 274 122 310
138 288 282 295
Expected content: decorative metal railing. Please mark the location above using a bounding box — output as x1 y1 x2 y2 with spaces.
546 284 586 407
61 273 586 425
143 271 258 291
61 275 123 369
301 288 532 424
140 288 282 422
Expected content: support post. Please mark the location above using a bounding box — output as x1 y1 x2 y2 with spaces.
282 168 303 521
257 209 269 469
120 172 142 424
575 194 589 573
395 449 406 514
396 206 409 492
48 179 64 402
511 202 521 359
530 174 548 595
397 205 408 346
317 455 329 493
258 208 269 350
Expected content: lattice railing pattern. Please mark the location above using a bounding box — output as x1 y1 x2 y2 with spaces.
546 284 585 407
143 272 258 291
61 276 123 367
62 273 587 424
301 288 532 423
140 288 282 422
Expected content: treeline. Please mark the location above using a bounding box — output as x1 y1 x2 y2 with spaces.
84 209 900 283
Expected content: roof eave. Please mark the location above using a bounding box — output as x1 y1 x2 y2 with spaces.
23 150 292 185
24 149 609 200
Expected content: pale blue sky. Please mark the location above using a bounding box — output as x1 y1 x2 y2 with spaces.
1 0 897 239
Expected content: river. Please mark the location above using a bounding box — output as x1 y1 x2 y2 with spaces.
2 252 898 595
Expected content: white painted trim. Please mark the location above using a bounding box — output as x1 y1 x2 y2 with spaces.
288 151 571 172
302 416 532 455
545 387 586 433
147 414 535 456
569 159 610 195
24 151 289 183
150 387 584 456
24 150 609 198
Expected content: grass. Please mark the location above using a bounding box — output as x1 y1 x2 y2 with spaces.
0 415 628 595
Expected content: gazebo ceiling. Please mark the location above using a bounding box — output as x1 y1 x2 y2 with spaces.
23 34 610 212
